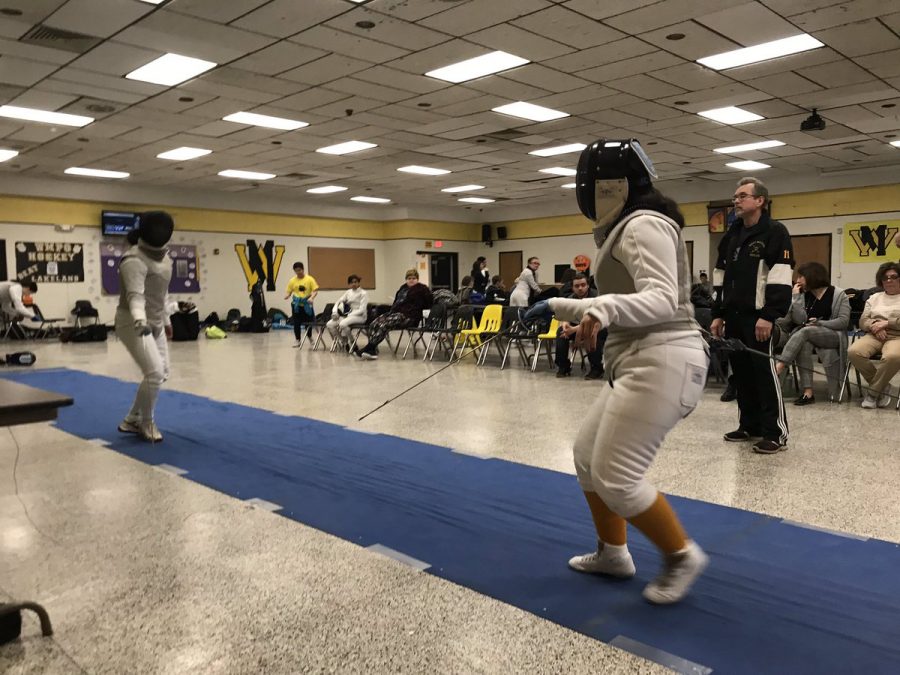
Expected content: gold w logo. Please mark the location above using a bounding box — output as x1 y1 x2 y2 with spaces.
849 224 899 258
235 240 285 291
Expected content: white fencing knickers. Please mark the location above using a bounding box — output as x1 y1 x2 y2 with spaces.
326 312 366 340
115 309 169 422
572 336 708 518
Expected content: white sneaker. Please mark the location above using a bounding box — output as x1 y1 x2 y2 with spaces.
568 542 636 579
877 386 895 408
360 351 378 361
292 340 302 348
861 395 878 409
642 540 708 605
117 418 141 434
140 421 163 443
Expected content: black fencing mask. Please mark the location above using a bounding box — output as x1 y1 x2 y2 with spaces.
138 211 174 248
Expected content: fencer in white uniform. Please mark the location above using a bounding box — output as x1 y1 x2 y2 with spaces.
326 274 368 346
509 257 541 307
0 280 37 321
115 212 174 443
547 140 709 604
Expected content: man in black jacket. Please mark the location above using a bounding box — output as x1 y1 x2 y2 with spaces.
711 177 794 454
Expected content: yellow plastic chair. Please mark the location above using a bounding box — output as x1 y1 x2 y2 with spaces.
531 317 560 372
454 304 503 360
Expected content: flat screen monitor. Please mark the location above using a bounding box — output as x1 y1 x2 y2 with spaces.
102 210 140 236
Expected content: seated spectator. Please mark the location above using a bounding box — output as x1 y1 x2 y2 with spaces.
484 275 508 305
554 273 606 380
327 274 368 350
773 262 850 405
356 269 433 361
848 261 900 408
456 276 474 305
690 272 713 308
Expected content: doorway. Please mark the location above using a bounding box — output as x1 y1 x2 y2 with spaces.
425 251 458 291
499 251 522 291
791 234 832 275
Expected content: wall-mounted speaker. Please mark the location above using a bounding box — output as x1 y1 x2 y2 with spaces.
497 226 507 240
481 224 492 245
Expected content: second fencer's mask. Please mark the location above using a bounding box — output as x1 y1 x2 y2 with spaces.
137 211 174 248
576 139 657 231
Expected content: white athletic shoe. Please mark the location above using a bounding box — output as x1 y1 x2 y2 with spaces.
642 540 708 605
360 351 378 361
292 340 302 348
140 421 163 443
861 395 878 409
568 542 636 579
877 386 895 408
117 418 141 434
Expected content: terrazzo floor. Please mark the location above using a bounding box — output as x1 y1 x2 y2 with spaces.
1 331 898 674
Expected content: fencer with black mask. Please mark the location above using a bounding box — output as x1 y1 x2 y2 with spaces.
547 140 710 604
115 211 174 443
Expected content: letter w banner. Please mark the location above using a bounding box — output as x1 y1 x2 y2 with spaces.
843 220 900 263
235 240 285 291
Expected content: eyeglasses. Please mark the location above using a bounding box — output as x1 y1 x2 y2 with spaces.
883 274 900 281
732 193 758 202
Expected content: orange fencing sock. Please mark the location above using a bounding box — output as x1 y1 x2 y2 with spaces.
583 491 627 546
627 493 688 555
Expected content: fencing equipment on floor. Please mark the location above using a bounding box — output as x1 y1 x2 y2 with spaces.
327 287 368 341
116 212 173 431
0 281 35 320
510 267 540 307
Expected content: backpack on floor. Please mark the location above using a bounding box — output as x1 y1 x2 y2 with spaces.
69 324 108 343
0 352 36 366
170 311 200 341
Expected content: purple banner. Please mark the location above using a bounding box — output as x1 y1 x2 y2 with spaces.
101 242 200 295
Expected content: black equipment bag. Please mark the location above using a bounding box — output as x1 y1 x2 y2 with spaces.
1 352 36 366
70 324 108 342
171 311 200 341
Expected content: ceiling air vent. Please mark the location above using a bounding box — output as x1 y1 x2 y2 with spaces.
485 129 529 141
20 24 102 54
282 173 318 181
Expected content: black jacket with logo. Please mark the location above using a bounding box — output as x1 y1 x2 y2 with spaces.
712 212 794 323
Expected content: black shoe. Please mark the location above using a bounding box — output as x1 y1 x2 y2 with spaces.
752 439 786 454
720 385 737 402
584 368 604 380
556 368 571 378
723 429 758 442
793 394 815 406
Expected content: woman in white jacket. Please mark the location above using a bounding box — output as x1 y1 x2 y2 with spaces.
510 257 541 307
326 274 369 349
548 140 709 605
116 212 174 443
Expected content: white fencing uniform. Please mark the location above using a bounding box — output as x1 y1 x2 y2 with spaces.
550 210 707 517
115 243 172 423
0 281 35 320
326 287 368 341
510 267 540 307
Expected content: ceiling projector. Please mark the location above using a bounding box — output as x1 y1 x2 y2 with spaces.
801 109 826 131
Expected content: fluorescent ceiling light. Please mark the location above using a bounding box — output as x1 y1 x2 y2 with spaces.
714 140 785 154
529 143 586 157
698 34 824 71
65 167 129 179
126 53 217 86
561 183 576 189
442 184 484 192
426 50 529 83
698 106 764 125
540 167 577 176
218 169 275 180
307 185 348 194
137 1 166 4
316 141 377 155
459 197 495 204
726 160 771 170
0 149 19 162
398 165 451 176
156 146 211 161
0 105 93 127
890 140 900 148
352 196 391 203
222 111 307 131
492 101 568 122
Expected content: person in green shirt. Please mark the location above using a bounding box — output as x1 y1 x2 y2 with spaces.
284 262 319 347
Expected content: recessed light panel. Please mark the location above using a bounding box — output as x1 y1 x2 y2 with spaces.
0 105 93 127
459 197 495 203
492 101 568 122
316 141 377 155
441 185 484 193
698 107 764 125
223 111 307 131
529 143 586 157
398 165 451 176
307 185 348 194
539 167 577 176
426 51 529 83
156 146 211 161
65 167 129 179
890 140 900 148
714 140 785 154
351 196 391 203
126 53 217 86
561 183 576 189
0 149 19 162
698 34 824 71
726 160 771 170
218 169 275 180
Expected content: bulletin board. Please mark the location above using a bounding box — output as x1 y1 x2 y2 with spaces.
307 247 376 289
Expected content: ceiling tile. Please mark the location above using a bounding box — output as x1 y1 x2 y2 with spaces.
499 64 590 93
512 5 626 49
561 0 660 21
465 22 574 61
791 0 888 31
44 0 152 39
290 26 410 63
231 42 329 77
418 0 553 36
544 37 655 73
0 56 58 87
695 1 801 45
163 0 271 24
799 60 875 88
648 63 732 92
605 74 686 99
604 0 749 33
578 51 685 84
640 21 740 60
325 8 448 51
853 49 900 79
814 19 900 57
746 72 823 97
280 55 372 86
232 0 349 38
